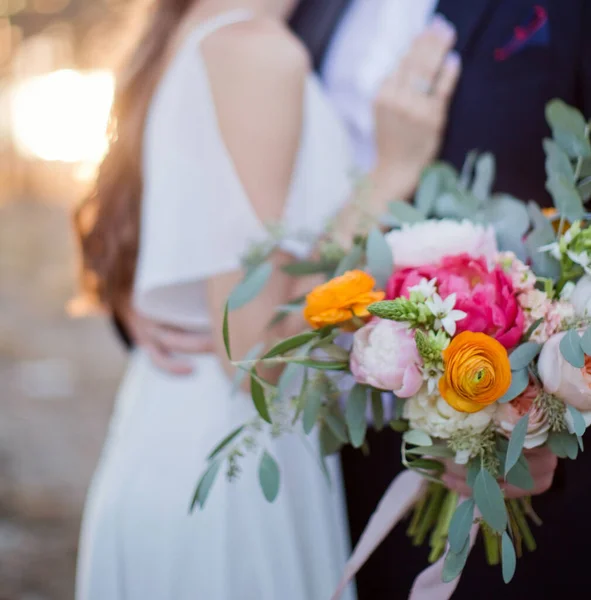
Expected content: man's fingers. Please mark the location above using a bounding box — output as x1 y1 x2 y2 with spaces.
145 343 194 376
433 51 462 103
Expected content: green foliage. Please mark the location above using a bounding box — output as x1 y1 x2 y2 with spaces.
505 455 534 491
250 370 272 424
370 389 384 431
548 431 579 459
473 467 508 533
368 297 433 326
334 242 364 276
346 384 368 448
263 331 318 359
190 459 221 511
509 343 541 371
228 262 273 311
366 226 394 288
498 368 529 403
302 374 327 434
567 405 587 436
560 329 585 368
258 451 280 502
546 99 591 158
501 532 517 583
442 540 471 583
448 499 475 554
403 429 433 447
504 414 529 477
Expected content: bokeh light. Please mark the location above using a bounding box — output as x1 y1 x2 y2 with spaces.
10 68 114 163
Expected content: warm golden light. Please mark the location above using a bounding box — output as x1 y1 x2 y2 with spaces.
11 69 114 164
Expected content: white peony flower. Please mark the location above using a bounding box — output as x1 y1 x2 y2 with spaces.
385 219 498 269
403 385 495 440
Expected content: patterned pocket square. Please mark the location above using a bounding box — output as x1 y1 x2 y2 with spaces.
495 5 549 61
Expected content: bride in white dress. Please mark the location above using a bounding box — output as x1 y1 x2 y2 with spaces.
73 0 461 598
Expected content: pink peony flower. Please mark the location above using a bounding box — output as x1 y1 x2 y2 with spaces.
350 319 423 397
538 331 591 411
389 254 525 349
385 220 498 269
494 379 550 448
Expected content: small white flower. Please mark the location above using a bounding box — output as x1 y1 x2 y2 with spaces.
454 449 472 465
409 277 438 299
538 242 562 260
425 293 467 336
560 281 576 300
567 250 591 275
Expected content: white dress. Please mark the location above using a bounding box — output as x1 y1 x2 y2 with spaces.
76 10 356 600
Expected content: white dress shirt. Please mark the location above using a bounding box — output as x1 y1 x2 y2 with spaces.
321 0 437 170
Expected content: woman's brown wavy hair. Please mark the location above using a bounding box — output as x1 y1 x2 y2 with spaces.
74 0 194 306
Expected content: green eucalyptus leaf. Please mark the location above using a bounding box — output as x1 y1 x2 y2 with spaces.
406 444 455 458
346 384 368 448
386 200 425 225
466 462 480 488
415 168 441 216
222 302 231 360
263 332 318 359
281 260 337 276
334 243 364 277
459 150 478 190
402 430 433 447
546 174 585 221
506 454 534 491
567 405 587 437
546 99 591 158
367 227 395 288
207 425 245 460
580 328 591 355
190 459 221 511
560 329 585 368
473 468 508 533
501 532 517 584
472 153 496 202
442 540 471 583
251 370 272 424
498 368 529 403
525 202 561 279
325 409 350 444
303 376 326 434
504 414 529 477
371 389 385 431
229 262 273 311
448 499 476 554
578 435 585 452
509 342 541 371
258 451 280 502
283 357 349 371
319 421 343 456
544 138 575 181
232 343 265 394
548 431 579 459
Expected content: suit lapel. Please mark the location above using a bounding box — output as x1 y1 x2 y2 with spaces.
436 0 497 55
289 0 353 71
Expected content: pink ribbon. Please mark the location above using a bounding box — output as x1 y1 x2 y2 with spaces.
332 471 480 600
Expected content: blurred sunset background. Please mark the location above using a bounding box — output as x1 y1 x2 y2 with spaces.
0 1 134 597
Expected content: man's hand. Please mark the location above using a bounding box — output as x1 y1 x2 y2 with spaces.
442 447 558 499
116 299 215 376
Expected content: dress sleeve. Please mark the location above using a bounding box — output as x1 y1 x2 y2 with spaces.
133 50 270 327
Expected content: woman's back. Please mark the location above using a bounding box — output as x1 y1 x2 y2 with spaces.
134 9 353 329
76 10 356 600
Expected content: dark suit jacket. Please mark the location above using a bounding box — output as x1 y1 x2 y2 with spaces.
289 1 591 599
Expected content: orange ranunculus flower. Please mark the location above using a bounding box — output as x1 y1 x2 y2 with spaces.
542 207 572 234
439 331 512 413
303 270 385 329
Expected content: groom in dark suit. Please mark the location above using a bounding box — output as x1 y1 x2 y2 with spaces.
287 1 591 599
115 1 591 598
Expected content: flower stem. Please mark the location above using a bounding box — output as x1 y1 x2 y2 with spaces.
407 491 428 538
481 524 500 566
412 483 446 546
520 496 543 527
508 499 537 552
428 489 459 563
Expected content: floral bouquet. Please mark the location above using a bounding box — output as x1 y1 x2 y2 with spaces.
192 100 591 594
